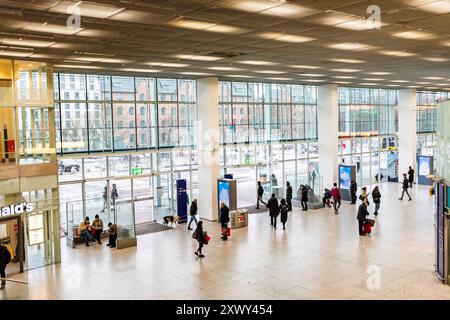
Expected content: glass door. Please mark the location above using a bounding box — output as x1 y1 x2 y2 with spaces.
132 176 154 224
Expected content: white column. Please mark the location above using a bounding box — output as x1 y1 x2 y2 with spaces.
317 84 339 189
196 77 220 221
398 89 417 178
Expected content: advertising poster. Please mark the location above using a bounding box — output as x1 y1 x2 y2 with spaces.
339 166 351 190
218 181 230 208
419 156 431 176
380 153 388 170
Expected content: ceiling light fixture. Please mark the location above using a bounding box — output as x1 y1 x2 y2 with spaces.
238 60 277 66
328 43 376 51
331 68 361 73
392 31 437 40
379 50 416 57
289 65 321 69
173 54 222 61
258 32 316 43
329 58 366 64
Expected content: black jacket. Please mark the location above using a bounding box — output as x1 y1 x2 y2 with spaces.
286 186 293 199
280 204 288 223
301 188 308 202
357 203 369 221
408 169 414 182
195 226 205 244
267 197 279 217
0 245 11 265
220 206 230 224
190 202 198 216
257 185 264 197
402 177 409 189
372 189 381 203
350 181 357 193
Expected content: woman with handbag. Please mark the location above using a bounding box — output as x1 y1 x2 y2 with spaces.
193 221 206 258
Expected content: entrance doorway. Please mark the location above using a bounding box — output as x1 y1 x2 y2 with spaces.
0 216 24 275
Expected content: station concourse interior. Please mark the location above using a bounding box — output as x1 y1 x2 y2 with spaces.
0 0 449 300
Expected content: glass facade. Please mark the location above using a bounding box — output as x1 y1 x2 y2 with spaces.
54 73 196 153
416 91 449 157
338 87 398 137
218 81 318 144
338 87 399 185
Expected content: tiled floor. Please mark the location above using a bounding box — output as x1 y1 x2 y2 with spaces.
5 182 450 300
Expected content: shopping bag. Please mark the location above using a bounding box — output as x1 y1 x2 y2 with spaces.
222 227 231 237
204 233 211 245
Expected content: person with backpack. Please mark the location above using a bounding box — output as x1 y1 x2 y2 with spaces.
371 186 381 216
193 221 206 258
399 173 412 201
0 244 11 289
300 185 308 211
350 179 357 204
255 181 266 209
267 193 279 229
220 202 230 241
279 199 289 230
331 183 341 214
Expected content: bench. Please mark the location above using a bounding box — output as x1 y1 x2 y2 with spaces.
68 227 111 248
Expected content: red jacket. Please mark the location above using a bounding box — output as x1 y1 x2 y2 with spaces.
331 187 341 199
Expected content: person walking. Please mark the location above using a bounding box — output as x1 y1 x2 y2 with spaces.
255 181 265 209
331 183 341 214
267 193 279 229
350 179 357 204
193 221 206 258
372 186 381 216
0 244 11 290
286 181 293 212
399 173 412 201
271 174 278 186
279 199 289 230
357 201 369 236
300 185 308 211
187 199 198 230
111 184 118 209
101 186 107 212
220 202 230 241
408 166 415 188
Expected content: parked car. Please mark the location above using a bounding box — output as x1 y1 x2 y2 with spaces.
59 161 80 173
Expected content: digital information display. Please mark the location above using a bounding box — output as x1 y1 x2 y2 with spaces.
339 166 351 190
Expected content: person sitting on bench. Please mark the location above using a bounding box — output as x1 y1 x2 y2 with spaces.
79 217 94 247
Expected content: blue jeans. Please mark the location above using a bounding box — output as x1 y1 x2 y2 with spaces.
374 202 380 215
80 230 94 244
188 215 198 229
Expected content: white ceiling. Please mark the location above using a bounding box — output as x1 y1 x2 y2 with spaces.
0 0 449 90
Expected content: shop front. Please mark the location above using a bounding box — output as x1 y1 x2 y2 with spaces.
0 192 60 275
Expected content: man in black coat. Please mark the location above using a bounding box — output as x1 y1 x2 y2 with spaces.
255 181 266 209
187 199 198 230
350 179 357 204
357 202 369 236
286 181 293 212
220 202 230 241
408 166 415 188
399 173 412 201
0 244 11 289
267 193 279 229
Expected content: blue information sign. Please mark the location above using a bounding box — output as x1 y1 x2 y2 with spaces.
176 179 188 223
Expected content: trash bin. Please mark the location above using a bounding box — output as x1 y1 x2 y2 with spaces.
231 209 248 229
